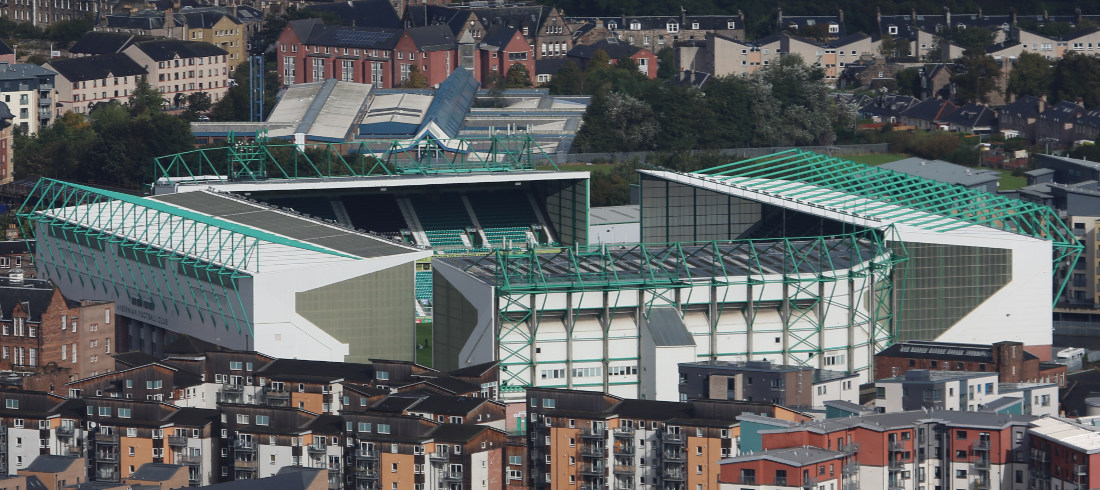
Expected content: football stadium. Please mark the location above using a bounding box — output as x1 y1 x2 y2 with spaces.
21 130 588 363
431 149 1079 400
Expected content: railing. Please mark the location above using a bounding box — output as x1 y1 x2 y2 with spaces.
96 433 120 445
355 448 379 460
355 469 380 480
888 441 906 452
614 427 635 437
663 451 686 462
168 435 189 446
1076 464 1088 476
888 480 905 490
56 426 75 437
234 440 256 452
96 470 117 481
888 459 904 470
972 458 990 469
662 432 686 443
580 463 605 476
1031 449 1050 462
265 389 291 400
581 427 607 439
429 451 450 461
663 468 686 481
737 476 756 485
613 464 634 475
615 444 635 455
776 476 788 486
842 481 860 490
177 453 202 465
972 439 991 451
307 443 328 454
972 477 991 490
839 442 860 454
580 445 605 457
842 461 860 476
96 452 119 461
441 470 463 482
234 459 259 470
221 383 245 393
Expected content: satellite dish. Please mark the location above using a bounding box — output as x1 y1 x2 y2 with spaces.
88 421 98 430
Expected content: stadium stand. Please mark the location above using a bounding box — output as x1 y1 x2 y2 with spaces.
466 190 538 248
342 194 409 238
415 270 432 302
411 193 472 249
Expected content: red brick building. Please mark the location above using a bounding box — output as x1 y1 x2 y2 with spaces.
718 446 844 487
277 19 402 87
566 37 658 79
874 340 1068 387
392 25 461 87
477 28 534 86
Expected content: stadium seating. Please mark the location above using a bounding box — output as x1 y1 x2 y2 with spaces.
415 270 432 301
261 197 338 221
411 193 472 250
341 194 409 233
466 191 539 248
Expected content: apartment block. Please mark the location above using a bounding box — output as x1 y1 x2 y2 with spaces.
678 360 859 409
123 40 230 109
524 387 812 490
43 54 148 116
0 63 55 135
874 340 1067 387
875 369 1002 412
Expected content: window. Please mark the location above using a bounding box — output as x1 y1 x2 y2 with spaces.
378 424 391 434
667 22 679 33
118 408 132 418
230 361 243 370
237 414 249 424
4 399 16 409
256 415 270 426
99 407 111 416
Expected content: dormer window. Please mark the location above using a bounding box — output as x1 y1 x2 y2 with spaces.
828 23 839 34
667 22 679 33
608 22 617 30
727 21 736 30
957 24 966 30
888 25 898 35
691 22 699 30
935 24 943 33
630 22 641 30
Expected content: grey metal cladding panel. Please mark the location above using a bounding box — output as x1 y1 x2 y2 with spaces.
646 307 694 347
152 192 260 216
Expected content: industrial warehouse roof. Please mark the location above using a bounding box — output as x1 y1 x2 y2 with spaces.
441 230 895 294
1028 417 1100 454
880 158 1000 188
266 79 374 142
21 180 421 275
719 446 844 467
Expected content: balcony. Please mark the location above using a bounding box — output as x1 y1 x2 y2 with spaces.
614 478 635 490
581 427 607 439
972 440 991 451
971 458 990 470
234 459 258 470
56 426 75 437
737 476 756 485
580 445 605 457
441 470 463 482
355 448 379 460
580 463 606 476
235 440 256 452
177 453 202 466
888 480 905 490
614 427 635 438
96 433 119 445
887 459 905 470
168 436 188 447
972 478 991 490
429 451 450 462
96 469 117 481
663 451 686 462
307 443 328 454
67 446 83 456
776 477 788 486
887 441 907 452
662 432 686 444
265 389 291 400
842 461 859 476
613 464 634 475
662 468 686 481
355 469 380 480
615 444 635 455
1076 464 1088 476
221 383 244 394
1031 449 1050 462
839 442 860 454
96 451 119 461
842 481 860 490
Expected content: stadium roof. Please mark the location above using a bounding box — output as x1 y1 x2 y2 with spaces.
20 179 420 275
266 79 374 142
443 229 899 294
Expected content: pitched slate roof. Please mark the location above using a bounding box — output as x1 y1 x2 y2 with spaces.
473 5 554 31
69 32 145 55
875 340 1038 363
130 39 228 61
180 10 240 29
288 18 401 49
999 95 1043 120
447 360 496 378
426 423 493 442
407 25 457 51
567 37 641 60
104 10 179 30
479 27 520 49
1040 100 1085 123
0 277 57 322
940 102 995 128
1076 109 1100 130
403 5 474 36
129 463 186 482
307 0 402 29
256 358 375 383
24 454 81 473
45 54 147 82
0 102 13 121
900 97 958 122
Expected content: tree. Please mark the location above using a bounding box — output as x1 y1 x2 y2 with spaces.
896 67 921 97
573 92 658 152
656 47 675 79
1006 52 1053 99
544 60 583 94
950 50 1001 104
128 76 165 115
402 66 429 88
181 92 213 121
1052 52 1100 107
879 33 897 59
504 63 533 88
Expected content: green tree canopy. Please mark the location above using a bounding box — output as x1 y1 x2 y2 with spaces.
1052 51 1100 107
504 63 533 88
1006 52 1053 99
950 50 1001 104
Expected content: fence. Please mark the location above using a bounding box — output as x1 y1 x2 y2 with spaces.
555 143 890 165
